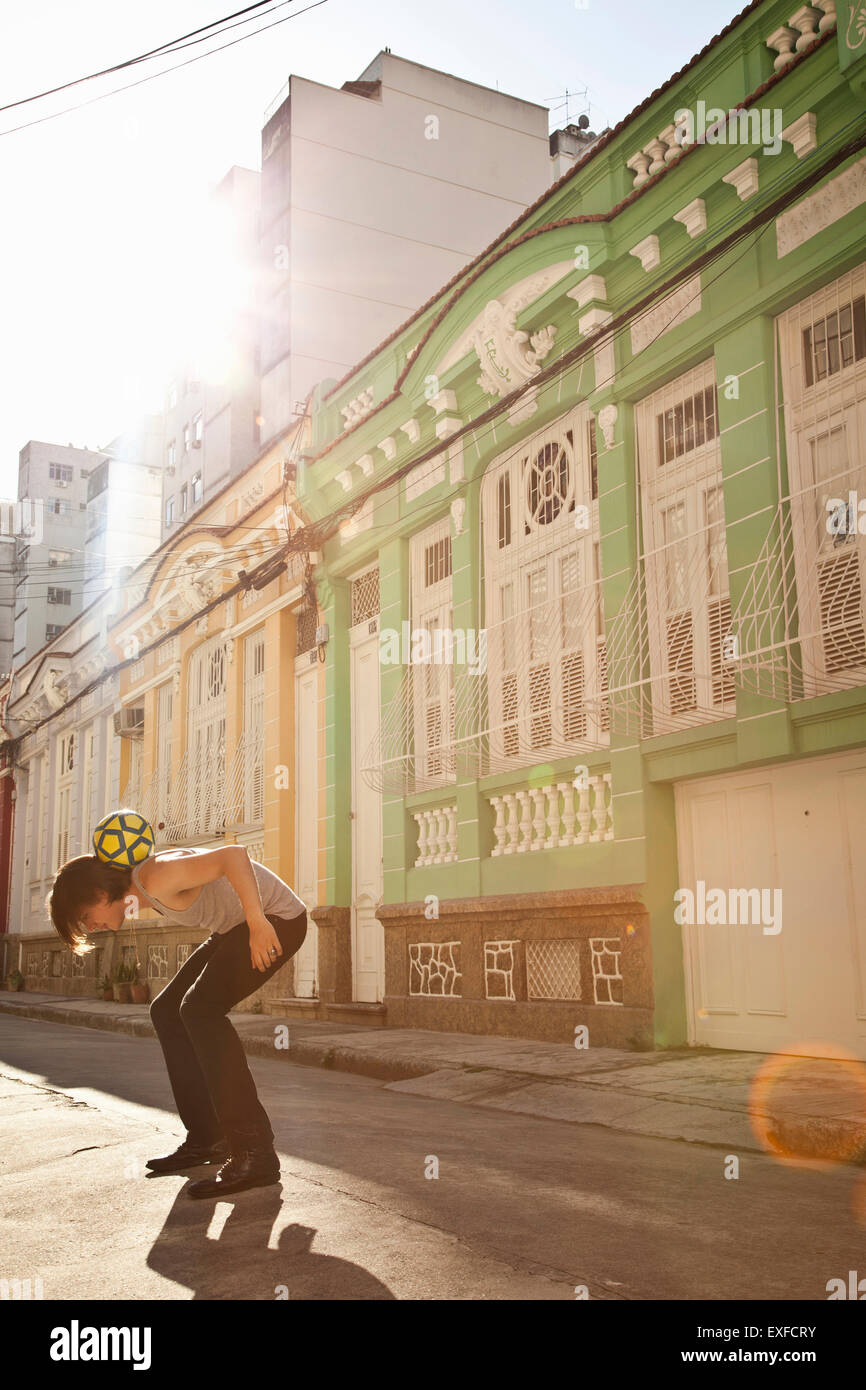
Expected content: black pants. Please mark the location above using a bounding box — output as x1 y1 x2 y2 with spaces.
150 911 307 1154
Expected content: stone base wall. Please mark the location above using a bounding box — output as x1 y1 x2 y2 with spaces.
377 886 653 1048
0 919 300 1013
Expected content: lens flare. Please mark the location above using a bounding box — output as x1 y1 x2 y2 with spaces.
748 1041 866 1169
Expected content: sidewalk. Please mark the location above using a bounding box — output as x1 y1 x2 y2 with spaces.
2 990 865 1163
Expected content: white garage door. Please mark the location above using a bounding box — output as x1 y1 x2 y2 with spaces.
675 749 866 1059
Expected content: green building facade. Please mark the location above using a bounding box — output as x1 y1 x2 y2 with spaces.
298 0 866 1057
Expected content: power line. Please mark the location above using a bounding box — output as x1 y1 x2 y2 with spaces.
0 0 281 113
0 0 330 139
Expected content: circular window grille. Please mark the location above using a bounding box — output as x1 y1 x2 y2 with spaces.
208 648 225 699
525 440 572 527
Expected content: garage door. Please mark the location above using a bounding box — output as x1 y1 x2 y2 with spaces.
675 749 866 1059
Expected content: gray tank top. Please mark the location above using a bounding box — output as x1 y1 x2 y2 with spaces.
130 849 306 934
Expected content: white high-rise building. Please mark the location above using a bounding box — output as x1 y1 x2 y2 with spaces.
257 51 557 446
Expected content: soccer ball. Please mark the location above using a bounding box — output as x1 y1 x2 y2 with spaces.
92 809 155 868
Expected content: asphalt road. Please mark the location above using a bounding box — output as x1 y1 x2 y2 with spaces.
0 1014 863 1301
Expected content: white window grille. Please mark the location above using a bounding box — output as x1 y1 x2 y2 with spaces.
363 407 607 794
526 940 582 1000
80 725 95 853
410 519 455 785
34 753 48 880
350 567 379 626
141 682 173 838
734 266 866 701
169 636 227 839
483 405 607 770
225 630 265 826
55 731 76 868
606 360 732 736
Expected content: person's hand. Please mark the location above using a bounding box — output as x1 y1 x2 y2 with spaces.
248 916 284 973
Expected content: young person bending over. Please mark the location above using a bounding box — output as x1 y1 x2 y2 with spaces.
49 844 307 1198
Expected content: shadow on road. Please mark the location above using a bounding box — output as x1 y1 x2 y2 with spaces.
145 1183 396 1300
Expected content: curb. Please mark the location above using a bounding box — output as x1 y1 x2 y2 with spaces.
3 997 865 1164
0 998 452 1083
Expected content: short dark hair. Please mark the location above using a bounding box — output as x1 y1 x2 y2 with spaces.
47 855 133 955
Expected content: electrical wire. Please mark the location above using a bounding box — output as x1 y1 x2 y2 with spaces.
0 0 330 139
0 0 282 113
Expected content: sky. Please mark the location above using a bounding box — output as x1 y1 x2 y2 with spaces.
0 0 742 500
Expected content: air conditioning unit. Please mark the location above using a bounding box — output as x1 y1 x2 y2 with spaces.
57 480 68 488
113 706 144 738
192 439 202 449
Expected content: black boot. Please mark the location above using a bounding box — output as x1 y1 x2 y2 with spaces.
186 1148 281 1199
146 1138 231 1173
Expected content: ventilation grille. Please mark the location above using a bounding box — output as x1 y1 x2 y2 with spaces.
351 568 379 626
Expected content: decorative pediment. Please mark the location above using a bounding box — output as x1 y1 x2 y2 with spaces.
472 300 557 400
121 523 285 655
434 260 573 381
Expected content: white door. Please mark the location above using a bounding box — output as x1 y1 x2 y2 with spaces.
676 749 866 1058
350 621 384 1001
294 657 319 997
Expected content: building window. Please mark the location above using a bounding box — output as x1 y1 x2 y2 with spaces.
410 521 455 784
803 294 866 388
47 587 72 605
55 731 75 868
165 496 175 526
497 472 511 549
424 535 452 587
482 406 606 768
656 385 718 466
635 359 730 727
192 411 203 446
183 423 191 454
48 498 73 516
49 463 73 482
167 439 176 471
350 567 380 626
186 636 227 837
46 624 64 641
86 462 109 501
777 266 866 695
191 473 202 504
180 484 188 513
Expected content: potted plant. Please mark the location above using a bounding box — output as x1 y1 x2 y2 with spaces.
129 963 149 1005
112 962 132 1003
100 974 113 1001
7 968 24 992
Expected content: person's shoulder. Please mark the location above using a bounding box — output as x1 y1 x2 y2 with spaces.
137 849 194 888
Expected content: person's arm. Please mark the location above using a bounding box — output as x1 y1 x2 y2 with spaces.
142 846 283 973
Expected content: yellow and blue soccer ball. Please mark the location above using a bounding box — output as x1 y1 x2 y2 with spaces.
92 809 155 868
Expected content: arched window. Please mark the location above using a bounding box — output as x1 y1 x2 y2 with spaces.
481 404 607 770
